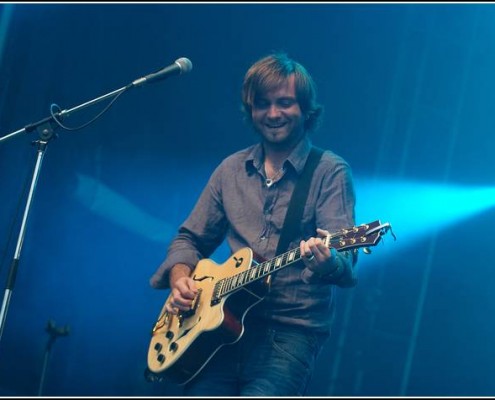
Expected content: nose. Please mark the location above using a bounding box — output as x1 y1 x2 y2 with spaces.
267 104 282 118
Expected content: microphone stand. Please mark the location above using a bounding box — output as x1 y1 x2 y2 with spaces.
0 82 133 346
37 319 70 396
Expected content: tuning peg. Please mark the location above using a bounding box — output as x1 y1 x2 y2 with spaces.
362 247 372 254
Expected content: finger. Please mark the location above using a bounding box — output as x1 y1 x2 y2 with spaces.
312 238 331 262
301 238 330 266
316 228 330 237
300 240 309 257
314 237 327 252
166 296 189 314
184 279 199 297
165 302 179 314
300 240 316 263
307 238 323 260
170 297 192 311
176 278 198 299
168 290 185 311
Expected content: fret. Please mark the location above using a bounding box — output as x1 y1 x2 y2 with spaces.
282 253 289 265
263 261 271 274
219 279 224 295
239 271 247 285
324 235 330 247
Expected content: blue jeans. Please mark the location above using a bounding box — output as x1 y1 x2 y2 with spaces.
183 319 328 396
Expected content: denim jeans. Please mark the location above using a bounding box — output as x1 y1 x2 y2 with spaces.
183 318 328 396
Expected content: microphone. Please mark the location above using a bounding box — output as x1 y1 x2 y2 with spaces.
131 57 193 87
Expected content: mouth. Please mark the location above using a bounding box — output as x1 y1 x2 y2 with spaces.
265 122 286 129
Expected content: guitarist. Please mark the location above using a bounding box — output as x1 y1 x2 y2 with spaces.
149 52 358 396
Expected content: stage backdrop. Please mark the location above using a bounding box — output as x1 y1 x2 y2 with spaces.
0 3 494 396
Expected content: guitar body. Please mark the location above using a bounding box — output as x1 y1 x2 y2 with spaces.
147 247 269 385
146 220 393 386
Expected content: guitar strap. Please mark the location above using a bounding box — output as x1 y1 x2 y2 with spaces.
275 146 324 255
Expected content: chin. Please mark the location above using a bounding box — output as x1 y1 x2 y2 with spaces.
265 129 288 140
266 136 287 144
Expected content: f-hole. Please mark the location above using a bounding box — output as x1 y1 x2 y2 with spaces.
233 256 243 268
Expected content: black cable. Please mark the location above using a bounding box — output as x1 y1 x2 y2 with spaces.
49 85 131 132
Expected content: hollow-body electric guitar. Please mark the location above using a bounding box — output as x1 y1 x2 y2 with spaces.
146 220 393 385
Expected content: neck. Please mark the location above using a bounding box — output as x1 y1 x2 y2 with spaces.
262 135 304 167
264 152 287 172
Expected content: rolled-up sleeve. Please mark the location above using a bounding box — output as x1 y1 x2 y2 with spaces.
149 164 228 289
300 157 358 288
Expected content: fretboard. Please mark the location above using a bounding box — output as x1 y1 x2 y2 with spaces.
212 235 331 300
209 220 388 305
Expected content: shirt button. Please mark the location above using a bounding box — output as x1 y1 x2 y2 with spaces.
260 236 266 241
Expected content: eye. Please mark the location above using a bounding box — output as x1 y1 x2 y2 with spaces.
253 99 269 109
278 98 297 108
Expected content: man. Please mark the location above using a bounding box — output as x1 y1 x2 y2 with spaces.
149 52 358 396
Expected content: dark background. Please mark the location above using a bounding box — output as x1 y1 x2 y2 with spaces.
0 3 494 396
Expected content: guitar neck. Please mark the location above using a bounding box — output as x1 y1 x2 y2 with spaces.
214 235 332 299
212 220 391 302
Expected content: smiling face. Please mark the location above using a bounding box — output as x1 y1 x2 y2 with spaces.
251 74 306 149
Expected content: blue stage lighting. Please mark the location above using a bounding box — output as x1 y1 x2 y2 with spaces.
355 178 495 262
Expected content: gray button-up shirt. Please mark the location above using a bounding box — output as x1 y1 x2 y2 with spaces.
151 136 357 332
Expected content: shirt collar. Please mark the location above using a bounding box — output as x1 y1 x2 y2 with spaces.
245 136 313 176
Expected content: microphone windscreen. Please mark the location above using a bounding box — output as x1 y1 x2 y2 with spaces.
176 57 193 74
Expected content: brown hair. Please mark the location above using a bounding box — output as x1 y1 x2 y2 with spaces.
241 53 323 132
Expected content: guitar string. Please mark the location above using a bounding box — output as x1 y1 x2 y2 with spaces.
218 230 373 296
